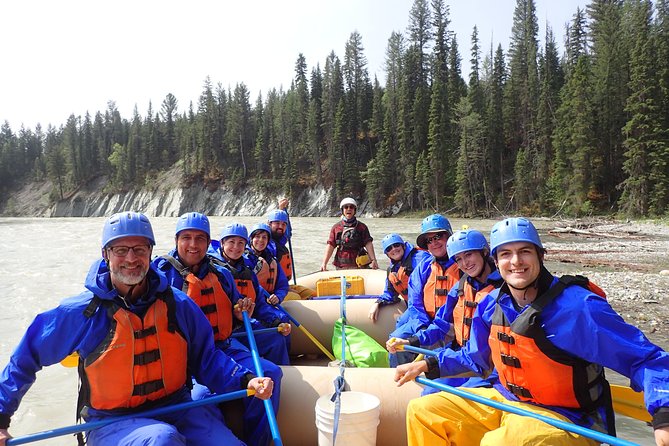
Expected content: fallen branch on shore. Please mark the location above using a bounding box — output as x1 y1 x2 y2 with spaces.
549 226 645 239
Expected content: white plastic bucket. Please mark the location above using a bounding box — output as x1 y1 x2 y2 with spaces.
315 391 381 446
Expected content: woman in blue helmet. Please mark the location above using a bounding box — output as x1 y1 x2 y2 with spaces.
368 233 430 322
0 212 272 446
395 217 669 445
245 222 290 305
389 229 501 395
153 212 283 446
211 222 292 366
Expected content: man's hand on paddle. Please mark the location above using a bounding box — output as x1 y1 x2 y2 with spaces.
394 361 428 387
234 298 255 321
278 322 291 337
266 293 280 306
386 337 409 353
248 377 273 400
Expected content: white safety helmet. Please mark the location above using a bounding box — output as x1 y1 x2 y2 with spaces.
340 197 357 210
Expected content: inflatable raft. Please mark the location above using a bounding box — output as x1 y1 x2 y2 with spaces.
286 269 403 357
269 269 420 445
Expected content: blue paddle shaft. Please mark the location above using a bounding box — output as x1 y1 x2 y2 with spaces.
241 310 283 446
416 377 639 446
6 389 251 445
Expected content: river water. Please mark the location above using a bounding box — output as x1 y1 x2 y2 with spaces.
0 217 656 445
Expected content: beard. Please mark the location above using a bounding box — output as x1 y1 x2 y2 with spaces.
111 264 148 286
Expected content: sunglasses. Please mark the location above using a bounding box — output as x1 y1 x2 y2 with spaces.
425 232 447 245
342 205 356 210
385 242 403 252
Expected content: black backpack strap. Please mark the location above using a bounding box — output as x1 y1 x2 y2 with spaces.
162 255 190 278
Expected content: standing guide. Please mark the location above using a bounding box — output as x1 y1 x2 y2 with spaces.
320 197 378 271
0 212 272 446
394 217 669 446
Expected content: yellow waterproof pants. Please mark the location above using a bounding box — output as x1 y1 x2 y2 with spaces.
407 387 599 446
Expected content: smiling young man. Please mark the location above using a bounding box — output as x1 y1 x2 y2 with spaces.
385 214 461 366
154 212 283 446
395 217 669 446
0 212 273 446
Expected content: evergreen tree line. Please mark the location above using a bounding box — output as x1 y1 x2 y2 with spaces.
1 0 668 217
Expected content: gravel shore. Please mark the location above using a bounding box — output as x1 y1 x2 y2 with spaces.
536 219 669 349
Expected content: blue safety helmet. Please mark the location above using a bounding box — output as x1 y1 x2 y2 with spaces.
220 222 249 243
250 222 272 239
267 209 289 224
382 233 404 253
447 229 489 261
175 212 210 238
102 212 155 248
490 217 543 256
416 214 453 249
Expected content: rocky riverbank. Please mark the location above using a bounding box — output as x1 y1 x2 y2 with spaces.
538 219 669 349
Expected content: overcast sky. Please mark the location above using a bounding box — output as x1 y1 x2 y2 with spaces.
0 0 588 131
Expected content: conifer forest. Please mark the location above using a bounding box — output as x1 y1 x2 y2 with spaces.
1 0 668 217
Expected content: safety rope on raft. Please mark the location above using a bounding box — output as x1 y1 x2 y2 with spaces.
330 275 349 445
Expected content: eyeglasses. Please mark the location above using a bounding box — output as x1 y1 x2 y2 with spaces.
425 232 447 245
342 205 356 210
386 242 403 252
107 245 151 257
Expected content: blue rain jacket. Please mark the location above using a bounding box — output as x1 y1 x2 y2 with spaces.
155 250 283 446
377 242 430 305
0 258 251 423
433 270 669 430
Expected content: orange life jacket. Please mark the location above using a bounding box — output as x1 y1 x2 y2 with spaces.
422 261 460 318
80 292 188 410
387 248 418 301
255 256 278 293
274 243 293 281
184 271 233 341
161 255 234 342
224 263 257 303
488 275 609 411
452 274 495 346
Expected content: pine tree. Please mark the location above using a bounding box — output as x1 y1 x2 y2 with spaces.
505 0 539 210
620 0 667 215
454 98 485 215
588 0 629 207
535 27 564 210
486 45 507 208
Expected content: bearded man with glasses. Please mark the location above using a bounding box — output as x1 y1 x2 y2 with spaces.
385 214 462 366
0 212 273 446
